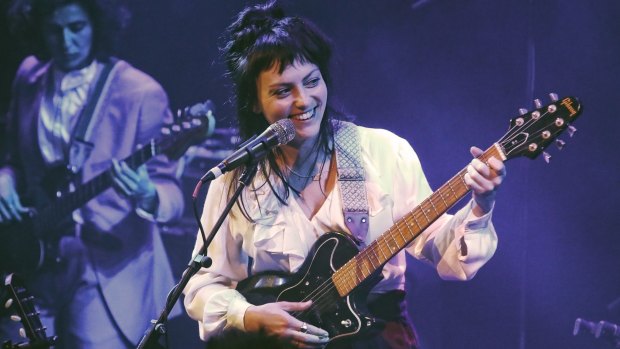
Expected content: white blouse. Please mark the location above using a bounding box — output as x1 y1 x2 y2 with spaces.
183 125 498 340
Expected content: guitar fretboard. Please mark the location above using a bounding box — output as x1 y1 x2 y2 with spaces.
332 144 504 296
32 139 160 234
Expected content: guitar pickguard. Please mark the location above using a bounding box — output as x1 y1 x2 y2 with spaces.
238 232 384 343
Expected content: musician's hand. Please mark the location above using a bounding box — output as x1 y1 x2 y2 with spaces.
244 301 330 348
111 160 158 214
0 172 29 222
465 146 506 217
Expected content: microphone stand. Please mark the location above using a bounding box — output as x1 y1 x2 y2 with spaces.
136 163 259 349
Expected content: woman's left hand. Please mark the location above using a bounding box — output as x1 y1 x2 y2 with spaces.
464 146 506 217
111 159 158 214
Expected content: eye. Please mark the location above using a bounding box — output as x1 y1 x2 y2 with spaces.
68 21 87 33
272 87 291 98
305 77 321 88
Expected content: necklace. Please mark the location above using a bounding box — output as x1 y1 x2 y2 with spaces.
285 164 319 179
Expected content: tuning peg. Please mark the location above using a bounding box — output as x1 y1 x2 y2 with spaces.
175 109 182 120
4 298 13 309
519 108 528 115
549 93 559 101
543 151 552 163
567 125 577 137
555 139 566 150
10 315 21 322
534 99 543 108
19 328 26 339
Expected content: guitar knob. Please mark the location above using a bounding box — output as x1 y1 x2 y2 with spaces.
534 99 543 108
567 125 577 137
543 151 552 163
555 139 566 150
341 319 352 328
519 108 528 115
549 93 559 101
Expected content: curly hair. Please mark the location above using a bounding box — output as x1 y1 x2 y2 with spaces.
6 0 130 61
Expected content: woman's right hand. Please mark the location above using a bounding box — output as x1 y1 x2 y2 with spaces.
0 173 28 223
244 301 330 348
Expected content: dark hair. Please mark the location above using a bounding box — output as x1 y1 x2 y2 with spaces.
7 0 130 61
223 0 342 211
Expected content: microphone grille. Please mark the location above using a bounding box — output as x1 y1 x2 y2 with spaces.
272 119 296 145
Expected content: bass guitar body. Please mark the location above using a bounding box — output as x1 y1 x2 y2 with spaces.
237 232 384 343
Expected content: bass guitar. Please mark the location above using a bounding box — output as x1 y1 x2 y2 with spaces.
237 95 583 343
0 101 216 274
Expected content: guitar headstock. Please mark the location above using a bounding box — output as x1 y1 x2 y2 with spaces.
160 100 217 160
3 273 56 348
499 94 582 161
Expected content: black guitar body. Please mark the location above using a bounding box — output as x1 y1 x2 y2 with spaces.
0 220 46 273
237 232 385 343
0 165 74 274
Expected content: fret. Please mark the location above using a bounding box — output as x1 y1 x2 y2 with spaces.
446 179 457 199
376 237 388 261
387 230 400 252
419 204 431 223
401 216 416 239
427 197 439 215
437 188 449 208
358 254 373 276
393 222 407 246
458 172 468 191
367 248 380 269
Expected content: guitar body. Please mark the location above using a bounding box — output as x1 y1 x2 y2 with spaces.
237 232 384 343
0 165 76 273
236 95 583 343
0 221 47 274
0 101 216 274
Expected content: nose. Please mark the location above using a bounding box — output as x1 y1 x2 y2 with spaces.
62 28 75 51
293 88 312 110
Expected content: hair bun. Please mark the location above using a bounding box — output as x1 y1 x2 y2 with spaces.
229 1 285 40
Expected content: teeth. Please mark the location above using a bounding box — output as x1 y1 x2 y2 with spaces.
291 109 314 121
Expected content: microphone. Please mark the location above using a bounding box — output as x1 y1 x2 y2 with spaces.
200 118 295 182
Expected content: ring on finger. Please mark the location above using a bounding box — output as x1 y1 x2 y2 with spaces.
300 322 308 333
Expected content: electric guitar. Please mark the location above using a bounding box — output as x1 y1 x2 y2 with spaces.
2 273 56 348
237 95 583 343
0 101 216 274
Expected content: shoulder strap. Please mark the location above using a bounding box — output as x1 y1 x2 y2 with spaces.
71 58 118 142
65 58 118 173
334 121 369 244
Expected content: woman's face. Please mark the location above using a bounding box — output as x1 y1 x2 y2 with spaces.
254 60 328 145
42 3 94 71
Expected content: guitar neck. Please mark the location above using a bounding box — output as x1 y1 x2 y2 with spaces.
332 144 505 296
34 139 159 231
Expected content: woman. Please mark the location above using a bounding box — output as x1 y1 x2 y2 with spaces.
184 1 505 348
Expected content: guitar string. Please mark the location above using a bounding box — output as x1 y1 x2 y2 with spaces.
290 109 558 320
289 194 454 319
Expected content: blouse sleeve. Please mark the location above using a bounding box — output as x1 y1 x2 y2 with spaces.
386 133 498 280
182 176 254 341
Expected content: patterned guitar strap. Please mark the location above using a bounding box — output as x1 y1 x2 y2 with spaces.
334 121 370 244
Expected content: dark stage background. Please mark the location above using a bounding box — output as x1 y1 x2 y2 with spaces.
1 1 619 348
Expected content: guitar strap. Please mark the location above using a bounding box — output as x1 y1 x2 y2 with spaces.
334 121 370 244
66 58 119 173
